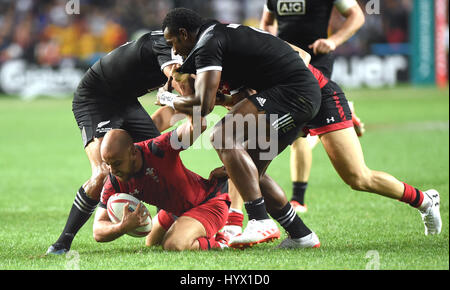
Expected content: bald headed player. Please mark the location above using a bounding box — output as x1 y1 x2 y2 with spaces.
47 31 183 255
93 120 231 251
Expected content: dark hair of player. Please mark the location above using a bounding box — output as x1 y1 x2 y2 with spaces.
162 8 204 34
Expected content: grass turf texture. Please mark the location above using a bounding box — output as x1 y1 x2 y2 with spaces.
0 86 448 270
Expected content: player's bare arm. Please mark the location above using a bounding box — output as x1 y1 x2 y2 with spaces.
309 1 365 54
259 6 277 35
93 202 149 243
180 70 221 116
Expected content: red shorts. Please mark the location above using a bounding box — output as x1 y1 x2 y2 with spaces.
157 194 230 238
303 80 353 136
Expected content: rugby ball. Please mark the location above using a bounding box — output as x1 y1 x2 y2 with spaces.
107 193 152 237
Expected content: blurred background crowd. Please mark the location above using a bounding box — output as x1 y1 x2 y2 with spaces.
0 0 419 69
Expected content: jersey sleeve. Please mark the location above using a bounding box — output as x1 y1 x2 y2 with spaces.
99 175 118 209
151 32 183 71
265 0 275 12
145 130 187 158
334 0 357 13
193 28 224 74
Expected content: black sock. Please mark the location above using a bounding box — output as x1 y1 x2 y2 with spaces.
54 187 98 248
244 197 270 221
271 202 312 239
292 182 308 205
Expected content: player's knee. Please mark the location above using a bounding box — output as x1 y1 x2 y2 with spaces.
85 165 110 200
91 165 110 185
162 238 190 251
344 171 371 191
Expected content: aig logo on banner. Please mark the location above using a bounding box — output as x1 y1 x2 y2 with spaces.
277 0 306 16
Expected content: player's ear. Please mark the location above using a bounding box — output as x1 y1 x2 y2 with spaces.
179 28 188 40
130 145 138 157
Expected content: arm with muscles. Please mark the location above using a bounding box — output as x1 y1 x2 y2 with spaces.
93 203 150 243
157 70 222 117
309 0 365 54
259 4 277 35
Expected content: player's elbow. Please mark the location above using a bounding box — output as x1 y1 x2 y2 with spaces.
92 225 109 243
93 231 105 243
349 5 365 29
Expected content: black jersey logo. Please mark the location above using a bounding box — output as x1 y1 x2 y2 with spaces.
277 0 306 16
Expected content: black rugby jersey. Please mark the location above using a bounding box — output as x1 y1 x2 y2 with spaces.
265 0 336 52
178 21 318 95
80 31 180 101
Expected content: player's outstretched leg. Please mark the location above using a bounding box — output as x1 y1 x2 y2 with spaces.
46 138 106 255
320 127 442 235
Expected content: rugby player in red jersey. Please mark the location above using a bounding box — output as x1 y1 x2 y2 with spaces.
93 117 231 251
220 61 442 247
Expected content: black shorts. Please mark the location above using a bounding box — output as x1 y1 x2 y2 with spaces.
248 80 321 145
310 53 335 79
72 95 160 147
304 80 353 136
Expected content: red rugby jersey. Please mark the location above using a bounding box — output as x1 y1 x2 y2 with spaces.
100 130 228 217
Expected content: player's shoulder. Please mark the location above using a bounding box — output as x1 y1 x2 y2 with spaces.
136 131 178 159
144 30 170 51
194 20 224 49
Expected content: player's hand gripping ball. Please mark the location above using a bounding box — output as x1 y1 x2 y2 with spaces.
107 193 152 237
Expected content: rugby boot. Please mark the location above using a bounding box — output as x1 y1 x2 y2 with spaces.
277 232 321 249
229 219 280 248
419 189 442 235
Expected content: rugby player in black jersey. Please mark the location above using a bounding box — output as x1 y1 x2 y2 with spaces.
159 8 323 248
260 0 366 213
46 31 184 255
159 9 442 248
215 57 442 247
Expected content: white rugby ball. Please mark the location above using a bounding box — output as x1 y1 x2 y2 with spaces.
107 193 152 237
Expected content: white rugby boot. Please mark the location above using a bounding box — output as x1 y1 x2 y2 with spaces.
229 219 280 248
277 232 321 249
221 225 242 240
419 189 442 235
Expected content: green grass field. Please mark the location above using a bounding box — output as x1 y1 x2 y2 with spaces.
0 86 448 270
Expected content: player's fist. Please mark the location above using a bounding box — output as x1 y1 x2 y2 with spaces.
309 38 336 55
172 70 195 96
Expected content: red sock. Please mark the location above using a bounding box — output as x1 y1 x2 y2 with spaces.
226 211 244 227
400 182 424 208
